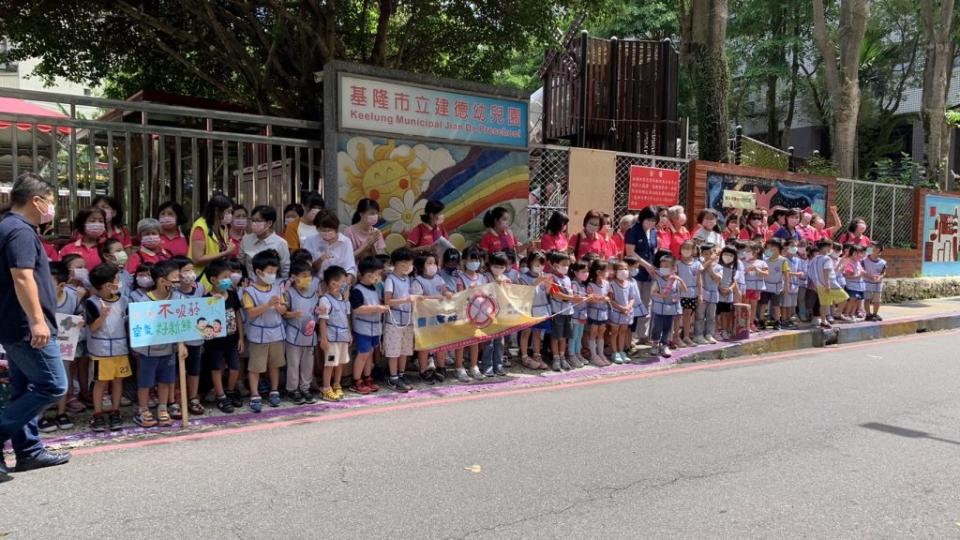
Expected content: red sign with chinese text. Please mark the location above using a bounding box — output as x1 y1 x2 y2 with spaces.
628 166 680 210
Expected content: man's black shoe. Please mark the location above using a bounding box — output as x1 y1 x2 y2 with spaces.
15 450 70 472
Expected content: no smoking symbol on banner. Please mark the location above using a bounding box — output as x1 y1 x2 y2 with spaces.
466 293 499 329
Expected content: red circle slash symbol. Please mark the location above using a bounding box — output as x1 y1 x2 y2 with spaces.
466 293 498 329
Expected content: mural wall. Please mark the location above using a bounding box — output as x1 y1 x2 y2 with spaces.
337 134 530 251
706 172 827 219
922 193 960 277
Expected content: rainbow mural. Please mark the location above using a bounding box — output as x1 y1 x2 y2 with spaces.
337 134 529 251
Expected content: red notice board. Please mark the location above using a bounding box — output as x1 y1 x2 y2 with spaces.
628 166 680 210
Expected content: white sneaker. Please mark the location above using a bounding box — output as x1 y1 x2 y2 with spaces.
692 336 708 345
468 366 485 380
661 345 672 358
455 368 471 383
706 335 718 344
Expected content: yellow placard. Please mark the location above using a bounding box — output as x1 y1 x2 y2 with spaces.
413 283 546 351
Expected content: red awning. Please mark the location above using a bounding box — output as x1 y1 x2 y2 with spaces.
0 97 71 135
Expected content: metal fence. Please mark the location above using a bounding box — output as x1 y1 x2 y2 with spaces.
613 152 690 221
527 144 691 238
527 145 570 240
0 88 322 236
835 177 915 248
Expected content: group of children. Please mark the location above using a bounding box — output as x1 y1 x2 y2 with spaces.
40 216 888 435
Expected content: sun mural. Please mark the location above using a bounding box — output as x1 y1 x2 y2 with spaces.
343 140 428 207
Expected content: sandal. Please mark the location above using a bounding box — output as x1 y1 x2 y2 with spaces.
167 402 183 420
156 409 173 427
533 354 549 370
188 398 205 416
521 356 540 370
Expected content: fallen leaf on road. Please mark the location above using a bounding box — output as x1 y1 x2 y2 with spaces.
464 465 482 473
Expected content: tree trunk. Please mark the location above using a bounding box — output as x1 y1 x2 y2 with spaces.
682 0 730 163
811 0 870 178
920 0 956 189
781 21 801 150
765 5 785 148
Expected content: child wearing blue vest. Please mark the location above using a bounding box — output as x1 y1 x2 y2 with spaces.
283 259 321 404
863 244 887 321
350 257 389 394
586 260 611 367
384 248 417 393
651 253 686 358
568 262 590 368
546 250 583 371
742 243 768 333
85 262 131 432
675 240 702 347
608 260 641 364
519 251 552 370
480 251 512 377
39 262 83 433
318 265 351 402
698 249 723 344
131 260 188 428
782 240 805 327
454 247 487 382
242 249 288 412
172 257 207 416
412 253 450 382
761 238 790 330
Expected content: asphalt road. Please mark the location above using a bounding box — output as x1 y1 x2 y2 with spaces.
4 331 960 539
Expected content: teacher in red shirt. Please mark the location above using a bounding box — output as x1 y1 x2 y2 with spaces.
478 206 518 254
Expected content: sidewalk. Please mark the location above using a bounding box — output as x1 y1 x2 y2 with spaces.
28 297 960 452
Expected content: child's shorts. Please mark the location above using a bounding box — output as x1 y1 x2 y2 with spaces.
844 288 865 300
744 290 761 301
184 344 203 377
759 291 781 306
680 297 698 311
865 290 883 302
353 333 381 354
716 302 733 314
383 324 414 358
323 342 351 366
205 344 240 371
587 318 608 326
781 292 798 308
92 355 132 381
551 315 571 339
818 288 849 307
248 341 286 373
532 318 552 333
137 354 176 388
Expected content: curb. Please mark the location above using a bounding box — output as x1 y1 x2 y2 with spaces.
34 310 960 451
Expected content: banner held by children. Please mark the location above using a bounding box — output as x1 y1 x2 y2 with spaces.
414 283 546 352
55 314 83 362
128 297 227 348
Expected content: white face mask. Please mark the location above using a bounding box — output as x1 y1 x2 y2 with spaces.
181 272 197 285
491 266 505 276
721 255 735 264
136 275 154 289
112 251 128 266
260 272 277 285
465 261 481 272
556 265 569 275
658 267 671 277
424 264 438 277
585 223 599 234
616 269 629 280
71 268 89 282
365 213 379 226
284 217 295 226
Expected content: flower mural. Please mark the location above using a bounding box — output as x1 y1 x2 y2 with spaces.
383 190 427 235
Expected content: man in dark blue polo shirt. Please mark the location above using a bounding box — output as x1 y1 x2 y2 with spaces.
0 172 70 481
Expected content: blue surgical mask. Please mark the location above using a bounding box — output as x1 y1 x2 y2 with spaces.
339 284 349 295
465 261 481 272
217 278 232 291
866 248 874 256
764 249 773 259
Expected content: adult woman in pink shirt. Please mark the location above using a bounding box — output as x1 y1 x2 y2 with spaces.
663 205 691 258
538 211 569 253
346 198 387 260
157 201 189 257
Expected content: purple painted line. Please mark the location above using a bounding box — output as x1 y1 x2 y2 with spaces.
39 311 960 449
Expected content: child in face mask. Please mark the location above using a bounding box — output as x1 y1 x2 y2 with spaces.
38 262 85 433
651 253 686 358
519 251 552 370
545 250 584 370
412 254 450 382
171 257 207 415
317 265 350 403
712 247 740 340
242 249 288 412
675 240 702 347
698 247 723 344
782 240 805 325
586 260 611 366
480 252 513 376
607 261 637 364
568 262 591 366
203 259 245 413
863 244 887 321
281 259 321 404
99 238 132 295
130 263 156 303
383 248 417 393
742 243 769 332
454 247 488 382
